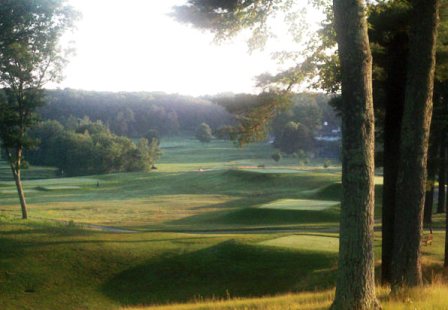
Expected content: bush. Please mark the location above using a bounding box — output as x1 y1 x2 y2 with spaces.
196 123 213 143
271 152 282 162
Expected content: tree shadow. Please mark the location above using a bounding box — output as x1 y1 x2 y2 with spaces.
101 240 337 307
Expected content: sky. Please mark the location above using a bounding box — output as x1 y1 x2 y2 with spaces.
58 0 323 96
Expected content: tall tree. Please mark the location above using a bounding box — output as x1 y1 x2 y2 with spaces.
367 1 410 284
330 0 379 308
0 0 77 219
391 0 440 289
174 1 380 308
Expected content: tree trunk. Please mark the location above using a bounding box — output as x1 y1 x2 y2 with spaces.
437 139 446 213
381 33 408 285
6 148 28 219
331 0 379 308
12 169 28 219
445 205 448 267
424 141 437 226
424 181 435 225
391 0 439 290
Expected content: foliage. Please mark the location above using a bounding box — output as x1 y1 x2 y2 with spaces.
215 92 293 145
145 129 160 145
40 89 233 137
271 152 282 162
27 120 161 176
274 121 313 155
195 122 214 143
0 0 77 149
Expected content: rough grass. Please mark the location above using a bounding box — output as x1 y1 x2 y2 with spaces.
124 285 448 310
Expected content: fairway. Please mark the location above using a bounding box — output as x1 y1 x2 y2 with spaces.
0 139 343 231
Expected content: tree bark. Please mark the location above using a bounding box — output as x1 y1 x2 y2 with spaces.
381 33 408 285
424 181 435 225
437 139 446 213
331 0 379 308
424 141 437 225
6 148 28 219
445 205 448 267
391 0 439 290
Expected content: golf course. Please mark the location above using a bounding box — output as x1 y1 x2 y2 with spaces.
1 138 446 309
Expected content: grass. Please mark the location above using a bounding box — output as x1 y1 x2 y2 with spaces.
0 137 447 309
0 144 343 231
0 218 339 309
126 285 448 310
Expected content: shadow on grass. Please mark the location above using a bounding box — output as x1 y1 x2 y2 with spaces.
102 240 337 307
168 207 340 228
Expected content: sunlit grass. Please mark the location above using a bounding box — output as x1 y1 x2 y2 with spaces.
124 285 448 310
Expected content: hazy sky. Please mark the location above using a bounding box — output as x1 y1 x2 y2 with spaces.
58 0 322 96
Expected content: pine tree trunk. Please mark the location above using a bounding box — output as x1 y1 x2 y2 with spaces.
381 33 408 285
331 0 379 308
445 207 448 267
391 0 439 290
437 140 446 213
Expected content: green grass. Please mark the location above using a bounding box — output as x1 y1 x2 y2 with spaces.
0 137 446 309
0 219 339 309
0 142 343 231
259 234 339 253
258 199 338 211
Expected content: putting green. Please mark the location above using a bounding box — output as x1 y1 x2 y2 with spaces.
258 199 338 211
260 234 339 253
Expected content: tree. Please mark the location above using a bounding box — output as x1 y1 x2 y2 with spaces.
134 138 162 171
196 122 213 143
0 0 77 219
390 0 440 289
274 121 313 154
330 0 379 308
145 129 160 145
174 1 379 308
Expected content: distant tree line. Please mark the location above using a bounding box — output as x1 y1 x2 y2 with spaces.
26 119 161 176
39 89 234 137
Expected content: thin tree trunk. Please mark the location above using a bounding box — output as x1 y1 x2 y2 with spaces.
6 148 28 219
391 0 439 290
437 139 446 213
424 182 435 225
424 141 437 225
381 33 408 285
331 0 379 308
